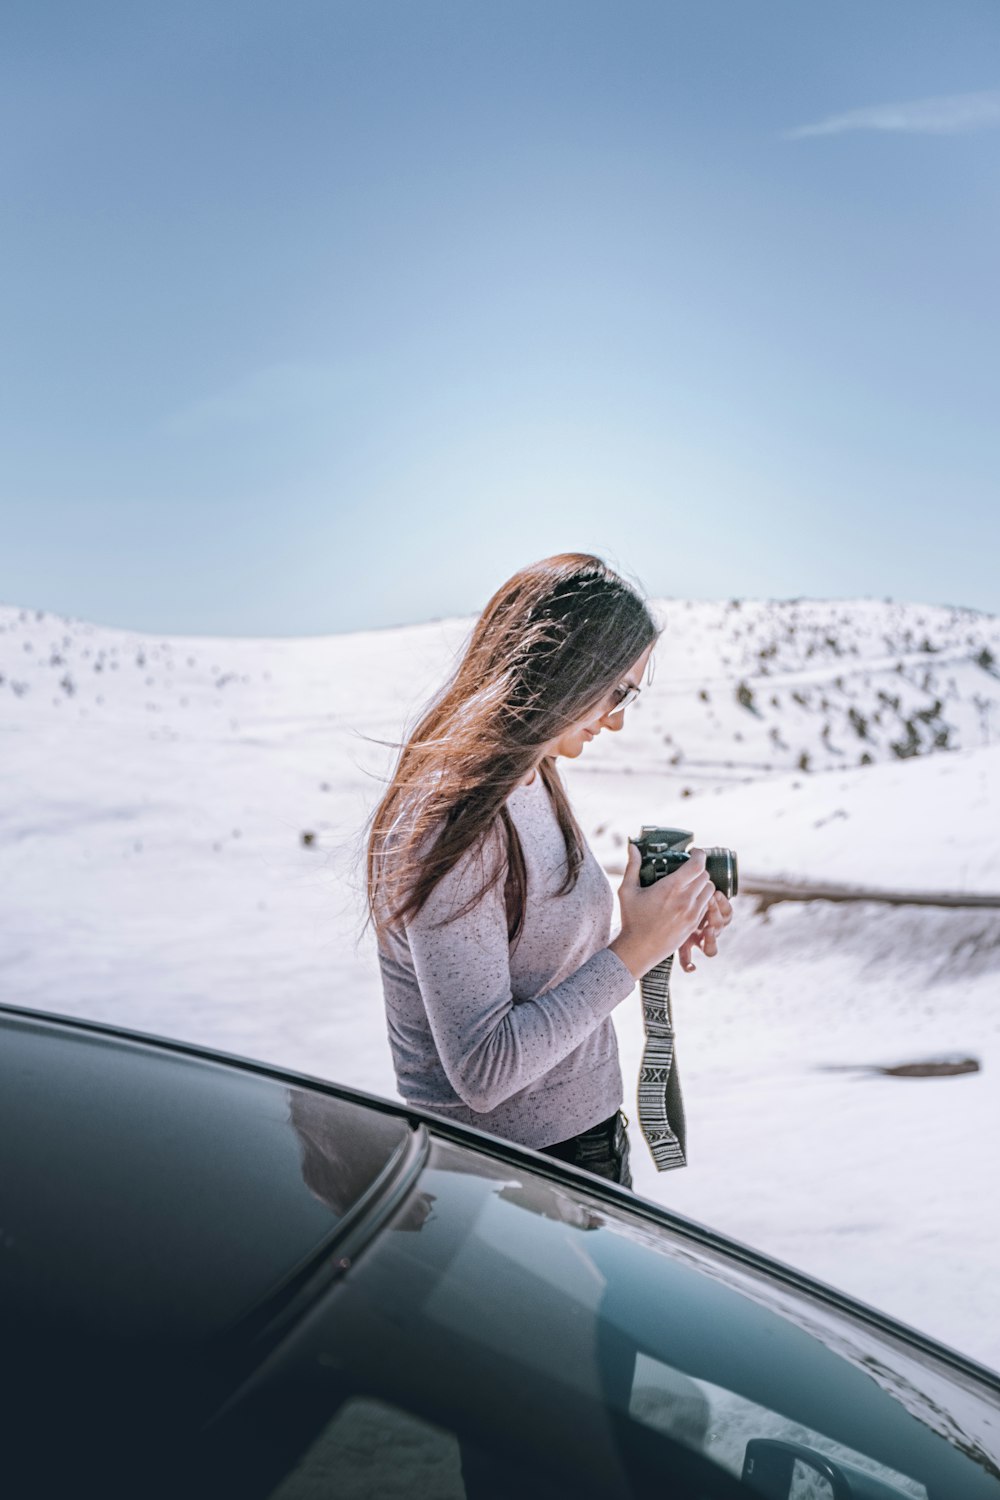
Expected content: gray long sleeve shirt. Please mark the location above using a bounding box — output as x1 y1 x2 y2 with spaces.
376 772 636 1149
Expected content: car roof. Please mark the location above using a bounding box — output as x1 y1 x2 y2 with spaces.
0 1005 411 1351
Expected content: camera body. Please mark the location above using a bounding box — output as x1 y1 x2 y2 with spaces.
631 827 739 900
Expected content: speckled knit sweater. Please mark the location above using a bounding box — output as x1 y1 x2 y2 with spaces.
376 772 636 1150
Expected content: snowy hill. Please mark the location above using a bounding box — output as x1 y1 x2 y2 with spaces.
2 596 998 1369
5 597 999 780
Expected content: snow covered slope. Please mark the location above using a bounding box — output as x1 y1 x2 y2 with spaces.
1 596 998 1368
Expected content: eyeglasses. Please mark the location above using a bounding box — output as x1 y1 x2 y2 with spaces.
605 681 641 715
597 655 654 719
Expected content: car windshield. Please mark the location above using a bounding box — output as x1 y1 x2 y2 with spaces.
211 1138 1000 1499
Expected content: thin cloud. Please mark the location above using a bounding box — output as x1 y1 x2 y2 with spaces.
786 89 1000 140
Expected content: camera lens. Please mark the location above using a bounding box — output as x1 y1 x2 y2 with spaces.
703 847 738 898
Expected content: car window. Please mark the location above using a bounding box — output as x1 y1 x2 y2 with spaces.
788 1462 833 1500
263 1389 620 1500
269 1396 463 1499
267 1338 930 1499
629 1358 927 1498
224 1140 999 1500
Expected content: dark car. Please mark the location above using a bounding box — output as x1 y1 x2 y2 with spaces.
3 1001 998 1499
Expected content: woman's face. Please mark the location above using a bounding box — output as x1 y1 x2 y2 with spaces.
541 642 654 763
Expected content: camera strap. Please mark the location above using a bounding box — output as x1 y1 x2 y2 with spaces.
637 953 687 1170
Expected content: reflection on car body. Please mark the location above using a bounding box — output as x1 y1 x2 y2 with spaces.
2 1002 998 1499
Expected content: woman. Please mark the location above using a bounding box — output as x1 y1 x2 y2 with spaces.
365 553 731 1188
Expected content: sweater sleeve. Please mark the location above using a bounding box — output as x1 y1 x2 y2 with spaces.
404 832 635 1114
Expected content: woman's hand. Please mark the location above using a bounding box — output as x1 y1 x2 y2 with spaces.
678 889 733 973
610 843 716 980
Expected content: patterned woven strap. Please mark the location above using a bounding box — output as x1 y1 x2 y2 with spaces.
637 953 687 1171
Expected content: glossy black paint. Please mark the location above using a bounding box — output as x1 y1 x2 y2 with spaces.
0 1009 408 1345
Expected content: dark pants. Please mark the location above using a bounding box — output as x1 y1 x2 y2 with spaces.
539 1110 633 1188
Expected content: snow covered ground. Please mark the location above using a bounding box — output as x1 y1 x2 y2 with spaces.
2 596 998 1369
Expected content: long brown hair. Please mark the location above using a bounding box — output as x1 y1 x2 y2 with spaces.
365 553 659 946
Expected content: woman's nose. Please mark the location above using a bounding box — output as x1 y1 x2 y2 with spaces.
601 709 626 732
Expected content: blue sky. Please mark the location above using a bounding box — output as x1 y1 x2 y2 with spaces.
3 0 998 635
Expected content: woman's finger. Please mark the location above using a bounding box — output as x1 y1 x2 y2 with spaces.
695 877 715 917
662 856 708 897
619 840 641 889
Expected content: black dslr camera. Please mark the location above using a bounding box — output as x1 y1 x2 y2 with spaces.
631 827 739 899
